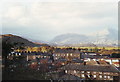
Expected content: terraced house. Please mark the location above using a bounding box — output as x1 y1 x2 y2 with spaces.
53 49 80 61
58 60 120 81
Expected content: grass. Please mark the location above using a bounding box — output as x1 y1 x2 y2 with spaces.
58 46 120 50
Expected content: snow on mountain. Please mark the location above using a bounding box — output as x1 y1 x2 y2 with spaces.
51 33 89 44
88 28 118 45
50 28 118 47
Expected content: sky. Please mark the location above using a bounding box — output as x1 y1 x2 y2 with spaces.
1 0 119 42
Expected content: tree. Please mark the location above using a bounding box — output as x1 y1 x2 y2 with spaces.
111 53 120 58
102 47 105 50
2 41 25 66
93 47 98 52
2 40 25 80
2 41 14 67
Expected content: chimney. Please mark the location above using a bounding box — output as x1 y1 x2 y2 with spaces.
84 62 86 65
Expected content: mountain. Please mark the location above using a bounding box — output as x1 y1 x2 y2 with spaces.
50 28 118 47
50 33 96 47
88 28 118 46
51 33 88 44
1 34 49 47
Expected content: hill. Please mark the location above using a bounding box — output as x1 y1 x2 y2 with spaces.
1 34 49 47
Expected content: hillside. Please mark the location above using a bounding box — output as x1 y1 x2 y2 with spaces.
1 34 49 47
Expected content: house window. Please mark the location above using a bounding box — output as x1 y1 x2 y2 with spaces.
55 57 58 60
33 56 36 59
93 72 96 74
44 56 46 58
74 70 76 73
65 70 67 73
58 54 60 56
94 75 96 78
99 72 102 74
32 62 35 64
104 76 107 78
67 53 69 56
82 74 85 77
108 76 110 79
81 71 84 73
9 53 11 56
16 53 18 56
99 75 102 78
87 71 90 73
19 53 21 56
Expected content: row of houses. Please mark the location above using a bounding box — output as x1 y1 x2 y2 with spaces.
7 48 120 68
57 60 120 81
53 49 80 61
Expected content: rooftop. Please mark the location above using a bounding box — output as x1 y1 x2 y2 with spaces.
60 63 120 73
59 74 83 80
54 49 80 53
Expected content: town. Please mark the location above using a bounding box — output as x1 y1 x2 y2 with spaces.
1 1 119 81
2 44 120 81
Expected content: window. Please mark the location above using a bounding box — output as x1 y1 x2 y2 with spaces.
33 56 36 59
44 56 46 58
87 71 90 73
55 57 58 60
93 72 96 74
108 76 110 79
16 53 18 56
94 75 96 78
8 53 11 56
104 76 106 78
82 74 84 77
19 53 21 56
74 70 76 73
32 62 35 64
58 54 60 56
99 75 102 78
65 70 67 73
38 62 41 64
81 71 84 73
99 72 102 74
67 53 69 56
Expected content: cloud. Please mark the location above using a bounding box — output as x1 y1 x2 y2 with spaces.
2 2 118 41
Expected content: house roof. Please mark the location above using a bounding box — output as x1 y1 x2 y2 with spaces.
59 74 83 80
86 60 98 65
60 63 120 73
21 52 52 56
54 49 80 53
85 59 110 66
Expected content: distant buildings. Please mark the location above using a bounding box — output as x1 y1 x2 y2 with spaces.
53 49 80 61
58 60 120 81
98 58 120 68
6 46 120 81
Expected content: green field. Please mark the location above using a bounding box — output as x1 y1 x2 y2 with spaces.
57 46 120 50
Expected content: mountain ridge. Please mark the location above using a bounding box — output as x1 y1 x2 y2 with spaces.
1 34 49 47
50 28 118 47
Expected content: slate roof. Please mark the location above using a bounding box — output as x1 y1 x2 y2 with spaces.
59 74 83 80
60 63 120 73
54 49 80 53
